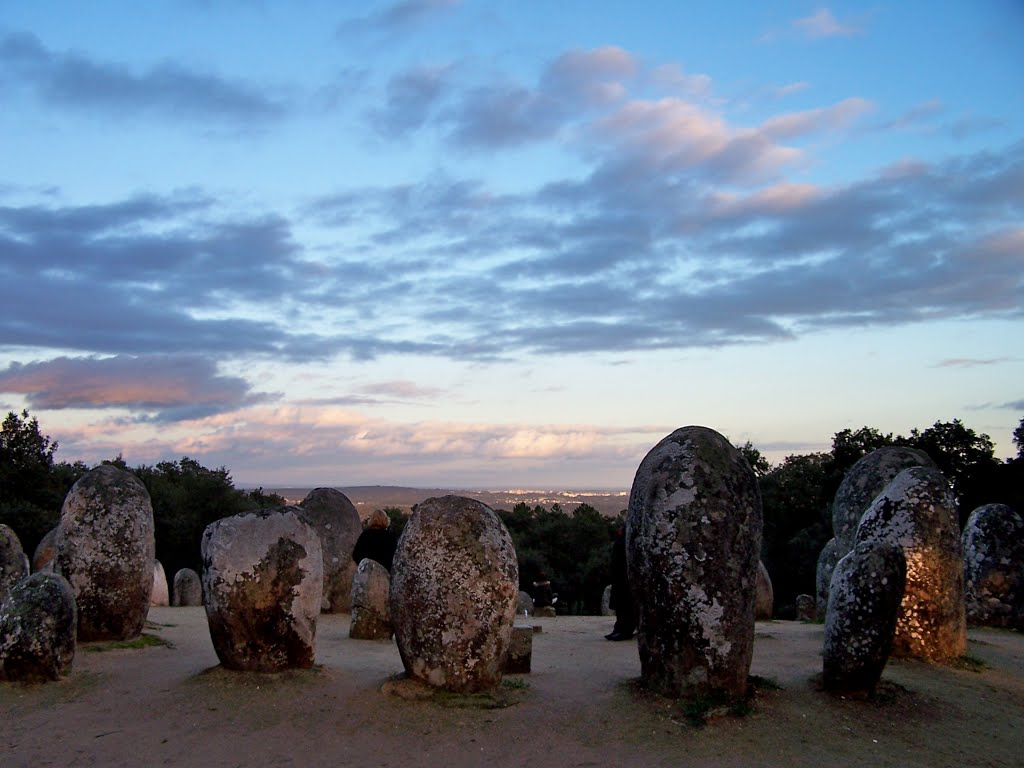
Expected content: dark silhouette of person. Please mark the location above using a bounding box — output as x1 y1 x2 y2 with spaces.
532 572 554 608
351 509 398 573
605 524 635 640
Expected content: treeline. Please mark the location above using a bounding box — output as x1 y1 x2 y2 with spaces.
2 410 1022 617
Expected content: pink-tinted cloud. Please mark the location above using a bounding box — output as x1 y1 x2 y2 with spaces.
793 8 863 39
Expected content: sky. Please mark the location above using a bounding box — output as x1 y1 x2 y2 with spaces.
0 1 1022 491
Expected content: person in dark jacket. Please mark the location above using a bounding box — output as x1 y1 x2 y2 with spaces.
351 509 398 573
605 524 635 641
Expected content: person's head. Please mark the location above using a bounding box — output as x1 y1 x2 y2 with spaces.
368 509 391 529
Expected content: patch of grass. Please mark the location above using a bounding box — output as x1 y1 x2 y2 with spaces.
749 674 783 691
501 676 530 690
951 653 987 672
83 633 170 652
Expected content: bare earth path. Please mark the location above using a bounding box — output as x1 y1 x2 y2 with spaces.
3 609 1022 767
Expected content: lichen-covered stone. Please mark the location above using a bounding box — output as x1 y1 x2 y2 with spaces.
795 594 816 621
32 526 59 573
755 561 773 620
962 504 1024 629
56 465 155 641
823 541 906 694
517 590 535 616
172 568 203 606
504 624 533 674
349 558 392 640
626 426 763 700
815 538 842 620
297 488 362 613
390 495 519 693
832 447 935 555
201 507 323 672
150 561 169 607
600 585 613 616
0 524 28 603
0 572 77 682
855 466 966 661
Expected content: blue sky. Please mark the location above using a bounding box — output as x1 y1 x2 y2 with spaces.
1 1 1021 490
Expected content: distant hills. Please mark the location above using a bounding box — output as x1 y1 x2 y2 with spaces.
266 485 629 518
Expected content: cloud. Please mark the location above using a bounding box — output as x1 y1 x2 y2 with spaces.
793 8 863 39
369 64 452 138
933 357 1017 368
0 31 285 123
337 0 460 37
0 355 275 422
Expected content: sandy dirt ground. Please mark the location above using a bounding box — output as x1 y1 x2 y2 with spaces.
2 608 1022 768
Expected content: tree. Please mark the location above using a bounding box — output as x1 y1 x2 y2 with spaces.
736 441 772 478
0 410 85 556
1013 416 1024 460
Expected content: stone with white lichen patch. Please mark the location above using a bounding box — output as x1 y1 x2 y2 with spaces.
0 524 28 604
626 426 763 700
0 571 77 682
297 488 362 613
823 540 906 694
390 495 518 693
201 506 323 672
962 503 1023 629
56 465 155 642
349 557 393 640
172 567 202 606
855 466 965 661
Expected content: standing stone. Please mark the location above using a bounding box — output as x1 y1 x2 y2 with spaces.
626 426 763 700
601 584 613 616
962 504 1024 629
755 561 774 620
0 524 28 602
390 496 519 693
172 568 203 607
517 590 535 616
503 624 533 674
297 488 362 613
815 538 842 619
833 447 936 554
856 466 966 661
349 558 393 640
795 594 816 622
150 561 169 607
201 507 323 672
32 526 59 573
56 465 155 641
823 540 906 694
0 572 77 682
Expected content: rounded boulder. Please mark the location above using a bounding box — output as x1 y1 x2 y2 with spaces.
390 495 519 693
56 465 155 641
297 488 362 613
962 503 1023 629
349 558 392 640
855 466 966 661
172 568 203 606
823 540 906 694
32 526 59 573
626 426 763 700
201 507 323 672
0 523 28 603
0 572 77 682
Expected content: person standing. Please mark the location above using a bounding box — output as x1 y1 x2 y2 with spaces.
605 524 635 640
351 509 398 572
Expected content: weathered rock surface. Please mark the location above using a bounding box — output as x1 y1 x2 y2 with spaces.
349 558 392 640
32 526 59 573
815 538 842 619
962 503 1024 629
755 561 774 620
795 594 816 622
390 495 519 693
823 541 906 694
833 447 935 554
0 572 77 682
150 561 169 607
856 466 966 661
601 584 613 616
517 590 535 616
56 465 155 641
172 568 203 606
504 624 533 674
626 426 763 700
0 524 28 603
201 507 323 672
297 488 362 613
